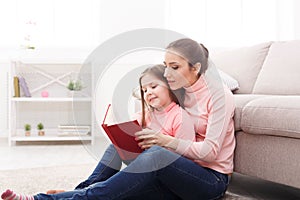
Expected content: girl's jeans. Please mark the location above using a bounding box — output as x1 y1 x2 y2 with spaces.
34 144 230 200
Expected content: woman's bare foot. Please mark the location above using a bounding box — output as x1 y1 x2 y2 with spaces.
46 189 65 194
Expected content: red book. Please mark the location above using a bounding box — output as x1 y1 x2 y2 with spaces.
101 104 143 160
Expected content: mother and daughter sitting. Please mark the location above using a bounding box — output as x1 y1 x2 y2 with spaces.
2 38 235 200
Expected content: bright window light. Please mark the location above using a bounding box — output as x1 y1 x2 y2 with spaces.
0 0 297 49
0 0 100 49
166 0 296 47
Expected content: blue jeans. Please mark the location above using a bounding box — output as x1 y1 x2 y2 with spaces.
74 144 123 189
34 145 229 200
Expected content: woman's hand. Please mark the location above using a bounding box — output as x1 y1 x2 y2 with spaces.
135 129 178 150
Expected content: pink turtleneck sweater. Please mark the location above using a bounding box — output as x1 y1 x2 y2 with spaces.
136 102 195 142
176 72 236 174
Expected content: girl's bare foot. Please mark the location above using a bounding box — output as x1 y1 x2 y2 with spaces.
46 189 65 194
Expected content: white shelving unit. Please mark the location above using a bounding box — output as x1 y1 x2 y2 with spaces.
11 97 92 102
8 59 94 146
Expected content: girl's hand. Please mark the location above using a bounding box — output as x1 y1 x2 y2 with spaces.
135 129 176 149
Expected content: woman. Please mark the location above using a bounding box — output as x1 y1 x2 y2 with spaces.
2 38 235 200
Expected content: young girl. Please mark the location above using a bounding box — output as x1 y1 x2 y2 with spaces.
136 64 194 141
1 64 195 200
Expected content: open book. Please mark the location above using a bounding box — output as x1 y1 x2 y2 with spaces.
101 104 143 160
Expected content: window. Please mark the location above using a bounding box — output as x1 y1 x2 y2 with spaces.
0 0 100 48
166 0 296 47
0 0 297 49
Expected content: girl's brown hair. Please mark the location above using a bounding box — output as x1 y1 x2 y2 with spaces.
166 38 209 75
139 64 184 128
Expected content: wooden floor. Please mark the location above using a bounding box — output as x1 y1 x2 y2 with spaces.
225 173 300 199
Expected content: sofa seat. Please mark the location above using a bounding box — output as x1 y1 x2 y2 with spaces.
233 95 300 188
240 95 300 139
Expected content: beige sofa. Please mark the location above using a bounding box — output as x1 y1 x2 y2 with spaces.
211 40 300 189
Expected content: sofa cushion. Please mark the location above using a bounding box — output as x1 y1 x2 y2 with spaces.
233 94 267 131
211 42 272 94
240 96 300 139
218 69 239 91
253 40 300 95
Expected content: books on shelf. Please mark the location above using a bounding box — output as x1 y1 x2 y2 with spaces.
13 76 31 97
18 76 31 97
13 76 20 97
57 125 90 136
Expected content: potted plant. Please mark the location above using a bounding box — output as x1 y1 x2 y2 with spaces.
67 80 75 91
67 79 83 91
67 79 83 97
24 124 31 136
37 122 45 136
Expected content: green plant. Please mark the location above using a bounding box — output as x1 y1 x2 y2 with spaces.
67 79 83 91
67 80 75 90
37 122 44 130
24 124 31 131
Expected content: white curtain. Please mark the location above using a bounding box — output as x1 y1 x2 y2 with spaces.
0 0 297 48
166 0 296 47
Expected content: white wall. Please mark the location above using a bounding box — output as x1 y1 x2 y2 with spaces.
91 0 168 129
295 0 300 39
98 0 167 42
0 62 9 137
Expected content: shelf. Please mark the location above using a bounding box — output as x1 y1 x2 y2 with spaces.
10 128 92 142
10 135 92 142
9 61 94 146
11 97 92 102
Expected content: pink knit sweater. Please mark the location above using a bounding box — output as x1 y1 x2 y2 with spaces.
176 73 236 174
136 102 195 142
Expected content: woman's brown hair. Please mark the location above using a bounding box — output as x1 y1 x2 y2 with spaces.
166 38 209 75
